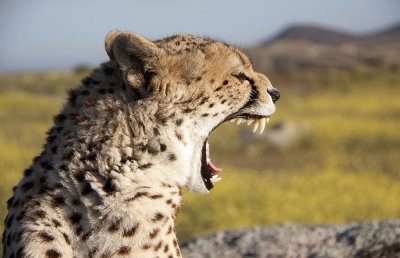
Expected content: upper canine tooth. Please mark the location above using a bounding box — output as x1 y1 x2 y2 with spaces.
259 118 266 134
247 119 253 125
252 120 259 133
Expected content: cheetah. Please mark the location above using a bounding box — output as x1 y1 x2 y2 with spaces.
2 30 280 258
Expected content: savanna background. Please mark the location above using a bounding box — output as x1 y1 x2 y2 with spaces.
1 0 400 253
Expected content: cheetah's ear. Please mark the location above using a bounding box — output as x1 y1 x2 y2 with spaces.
105 30 162 67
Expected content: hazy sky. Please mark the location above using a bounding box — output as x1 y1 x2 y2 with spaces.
0 0 399 73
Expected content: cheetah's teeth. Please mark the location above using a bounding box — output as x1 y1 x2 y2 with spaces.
252 120 259 133
259 118 266 134
236 118 245 125
231 117 270 134
210 177 222 183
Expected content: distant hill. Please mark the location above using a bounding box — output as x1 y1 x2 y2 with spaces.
248 22 400 71
266 24 357 45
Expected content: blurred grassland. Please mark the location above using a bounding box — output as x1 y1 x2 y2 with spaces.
0 68 399 244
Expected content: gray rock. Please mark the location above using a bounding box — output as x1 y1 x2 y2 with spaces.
181 220 400 258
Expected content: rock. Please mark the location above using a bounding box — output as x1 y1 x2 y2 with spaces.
181 220 400 258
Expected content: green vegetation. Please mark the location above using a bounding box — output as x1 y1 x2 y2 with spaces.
0 68 399 248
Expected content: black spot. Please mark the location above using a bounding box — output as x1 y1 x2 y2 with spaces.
6 215 13 228
46 249 62 258
52 219 62 227
82 77 92 86
202 113 209 117
103 67 114 75
74 172 85 183
123 224 138 237
221 100 227 104
81 230 92 242
87 153 96 161
52 196 65 206
38 232 55 242
16 247 25 257
108 218 122 232
34 210 46 219
164 244 169 253
97 88 106 94
6 196 14 208
50 146 58 154
215 86 222 91
117 246 131 255
21 181 34 192
54 114 66 123
75 226 83 236
139 163 153 169
11 198 20 208
68 90 78 104
62 233 71 245
81 183 93 195
59 164 68 171
24 169 33 177
152 213 165 222
223 80 229 85
69 212 82 224
103 179 116 194
47 135 56 143
196 76 202 81
209 103 214 108
153 127 160 136
160 143 167 152
6 232 11 246
175 119 183 126
183 108 194 113
168 154 177 161
72 199 81 206
149 229 160 239
150 194 163 199
199 97 209 105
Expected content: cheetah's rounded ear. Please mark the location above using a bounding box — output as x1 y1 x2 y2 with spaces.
105 30 162 67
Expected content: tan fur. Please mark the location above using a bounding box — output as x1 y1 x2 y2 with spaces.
2 31 278 258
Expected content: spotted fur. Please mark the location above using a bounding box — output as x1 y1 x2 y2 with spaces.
2 30 278 257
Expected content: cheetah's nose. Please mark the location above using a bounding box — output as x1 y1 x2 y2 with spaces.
267 88 280 103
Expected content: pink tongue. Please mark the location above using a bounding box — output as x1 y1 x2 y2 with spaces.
207 160 223 176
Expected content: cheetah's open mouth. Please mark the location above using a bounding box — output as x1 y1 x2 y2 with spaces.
200 115 271 190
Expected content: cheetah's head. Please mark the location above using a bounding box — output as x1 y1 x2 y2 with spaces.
106 31 279 194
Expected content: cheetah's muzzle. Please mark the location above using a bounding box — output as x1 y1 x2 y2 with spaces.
200 93 275 190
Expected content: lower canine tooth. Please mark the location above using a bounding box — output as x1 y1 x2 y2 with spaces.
266 117 270 123
211 177 222 183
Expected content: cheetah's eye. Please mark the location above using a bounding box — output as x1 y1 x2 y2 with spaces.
232 73 252 83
